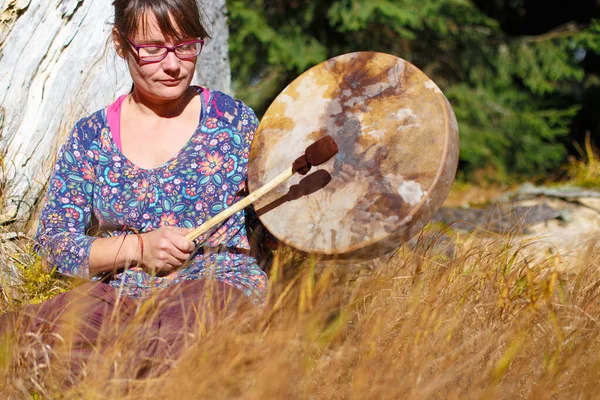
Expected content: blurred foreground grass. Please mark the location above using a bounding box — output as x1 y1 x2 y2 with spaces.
2 138 600 398
1 223 600 399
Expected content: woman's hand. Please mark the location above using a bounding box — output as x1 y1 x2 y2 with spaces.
140 227 195 274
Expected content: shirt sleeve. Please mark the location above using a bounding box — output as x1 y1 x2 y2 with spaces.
35 120 98 279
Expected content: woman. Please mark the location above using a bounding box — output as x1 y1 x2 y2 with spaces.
2 0 267 378
37 0 267 300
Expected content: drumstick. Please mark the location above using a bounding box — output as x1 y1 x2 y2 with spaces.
185 135 338 242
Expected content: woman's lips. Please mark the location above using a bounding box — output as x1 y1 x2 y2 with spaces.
159 78 182 86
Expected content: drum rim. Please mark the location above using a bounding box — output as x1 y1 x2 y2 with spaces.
248 51 459 258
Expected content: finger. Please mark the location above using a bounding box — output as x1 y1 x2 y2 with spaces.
172 238 195 254
171 227 193 236
145 259 174 273
164 247 190 263
158 252 186 268
156 231 193 252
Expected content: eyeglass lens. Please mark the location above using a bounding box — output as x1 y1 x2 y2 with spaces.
138 42 203 61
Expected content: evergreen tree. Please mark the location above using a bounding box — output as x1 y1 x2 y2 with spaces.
226 0 600 181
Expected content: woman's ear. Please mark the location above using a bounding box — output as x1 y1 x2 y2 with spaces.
112 28 126 59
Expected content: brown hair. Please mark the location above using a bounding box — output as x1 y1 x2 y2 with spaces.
112 0 211 42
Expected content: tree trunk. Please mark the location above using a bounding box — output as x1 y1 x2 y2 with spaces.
0 0 232 226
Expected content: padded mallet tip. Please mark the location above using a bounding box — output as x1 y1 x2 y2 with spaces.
305 135 338 166
292 154 312 175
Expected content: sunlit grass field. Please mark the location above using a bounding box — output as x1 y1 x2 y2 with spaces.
1 218 600 399
2 131 600 398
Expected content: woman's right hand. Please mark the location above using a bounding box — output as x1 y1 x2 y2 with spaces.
140 227 195 274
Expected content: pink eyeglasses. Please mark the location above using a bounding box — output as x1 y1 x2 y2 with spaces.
121 33 204 62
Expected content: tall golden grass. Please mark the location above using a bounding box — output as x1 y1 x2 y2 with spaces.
1 222 600 399
568 131 600 188
1 118 600 398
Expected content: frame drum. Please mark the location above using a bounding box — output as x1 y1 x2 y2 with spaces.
248 52 459 261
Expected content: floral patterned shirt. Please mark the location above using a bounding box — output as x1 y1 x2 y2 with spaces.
35 87 268 303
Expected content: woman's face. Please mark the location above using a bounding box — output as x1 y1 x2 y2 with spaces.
115 13 197 103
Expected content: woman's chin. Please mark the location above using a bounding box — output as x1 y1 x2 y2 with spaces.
146 83 191 102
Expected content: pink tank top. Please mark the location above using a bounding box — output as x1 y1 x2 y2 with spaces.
106 87 210 151
106 94 127 151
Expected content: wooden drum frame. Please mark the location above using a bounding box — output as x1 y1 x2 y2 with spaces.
248 52 459 261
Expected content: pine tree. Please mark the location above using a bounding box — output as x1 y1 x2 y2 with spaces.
227 0 600 180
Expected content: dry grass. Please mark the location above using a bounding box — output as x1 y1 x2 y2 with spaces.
2 124 600 398
1 224 600 399
566 132 600 189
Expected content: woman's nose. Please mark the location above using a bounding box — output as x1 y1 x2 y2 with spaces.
161 51 180 71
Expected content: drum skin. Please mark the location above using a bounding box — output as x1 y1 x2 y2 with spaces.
248 52 459 261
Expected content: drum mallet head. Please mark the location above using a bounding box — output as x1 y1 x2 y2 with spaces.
292 135 339 175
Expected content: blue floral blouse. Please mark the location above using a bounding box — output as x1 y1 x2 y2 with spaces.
35 87 268 302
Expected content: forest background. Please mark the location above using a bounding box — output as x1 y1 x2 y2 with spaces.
226 0 600 184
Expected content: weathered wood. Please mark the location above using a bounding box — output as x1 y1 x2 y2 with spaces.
0 0 231 223
506 182 600 201
433 203 563 233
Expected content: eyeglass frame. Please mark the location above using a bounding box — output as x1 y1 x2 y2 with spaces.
119 32 205 62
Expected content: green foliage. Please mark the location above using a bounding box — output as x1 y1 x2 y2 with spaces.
576 19 600 54
448 84 579 178
227 0 600 181
328 0 422 37
227 1 328 115
8 252 72 308
228 2 327 76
